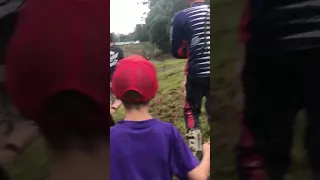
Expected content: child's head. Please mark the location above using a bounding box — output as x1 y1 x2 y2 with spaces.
111 55 158 111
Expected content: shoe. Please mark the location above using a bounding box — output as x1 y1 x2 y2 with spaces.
185 128 202 156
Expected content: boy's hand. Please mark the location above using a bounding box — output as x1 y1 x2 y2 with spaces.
202 141 210 158
187 141 211 180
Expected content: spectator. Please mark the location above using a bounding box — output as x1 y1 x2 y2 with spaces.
110 33 124 114
0 0 35 155
170 0 210 154
5 0 111 180
237 1 320 180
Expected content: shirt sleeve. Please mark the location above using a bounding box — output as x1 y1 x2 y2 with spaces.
169 126 199 179
170 12 188 59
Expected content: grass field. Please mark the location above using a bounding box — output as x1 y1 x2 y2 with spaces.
6 58 210 180
211 0 312 179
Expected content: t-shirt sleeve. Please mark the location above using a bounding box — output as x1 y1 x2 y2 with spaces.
169 126 199 179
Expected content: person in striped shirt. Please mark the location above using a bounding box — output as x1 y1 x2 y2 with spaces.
237 1 320 180
170 0 210 155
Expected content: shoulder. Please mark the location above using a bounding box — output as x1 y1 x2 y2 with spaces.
155 120 183 139
154 119 176 128
182 4 210 21
149 119 178 134
111 46 123 54
112 45 122 51
110 45 116 51
184 4 210 13
110 123 123 141
115 45 123 50
171 10 186 24
110 122 123 133
116 46 124 53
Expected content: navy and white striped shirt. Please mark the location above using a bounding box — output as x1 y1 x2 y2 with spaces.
170 2 210 78
248 0 320 53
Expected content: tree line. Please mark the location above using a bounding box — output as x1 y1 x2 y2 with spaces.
112 0 209 54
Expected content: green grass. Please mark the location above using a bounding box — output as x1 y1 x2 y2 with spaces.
121 42 156 57
7 58 210 180
7 138 49 180
211 0 312 179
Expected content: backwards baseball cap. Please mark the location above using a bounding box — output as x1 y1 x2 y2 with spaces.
111 55 158 102
5 0 110 127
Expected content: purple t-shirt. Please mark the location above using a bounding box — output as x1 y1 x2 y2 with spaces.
110 118 199 180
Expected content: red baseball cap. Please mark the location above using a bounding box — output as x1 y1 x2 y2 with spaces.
111 55 158 102
5 0 110 127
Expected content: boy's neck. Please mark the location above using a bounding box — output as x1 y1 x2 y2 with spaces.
124 107 152 121
48 147 109 180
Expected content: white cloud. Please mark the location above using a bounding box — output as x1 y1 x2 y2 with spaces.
110 0 149 34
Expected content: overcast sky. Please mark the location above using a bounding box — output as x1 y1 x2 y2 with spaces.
110 0 149 35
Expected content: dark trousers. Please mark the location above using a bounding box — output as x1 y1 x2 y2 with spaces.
237 48 320 180
184 76 210 129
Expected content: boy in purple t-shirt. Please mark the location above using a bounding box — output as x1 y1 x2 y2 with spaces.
110 55 210 180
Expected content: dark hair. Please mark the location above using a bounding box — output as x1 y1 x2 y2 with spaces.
110 33 114 43
122 90 149 110
38 91 109 153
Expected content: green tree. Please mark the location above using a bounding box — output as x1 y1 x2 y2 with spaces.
134 24 149 42
143 0 187 53
133 0 209 53
118 34 128 42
